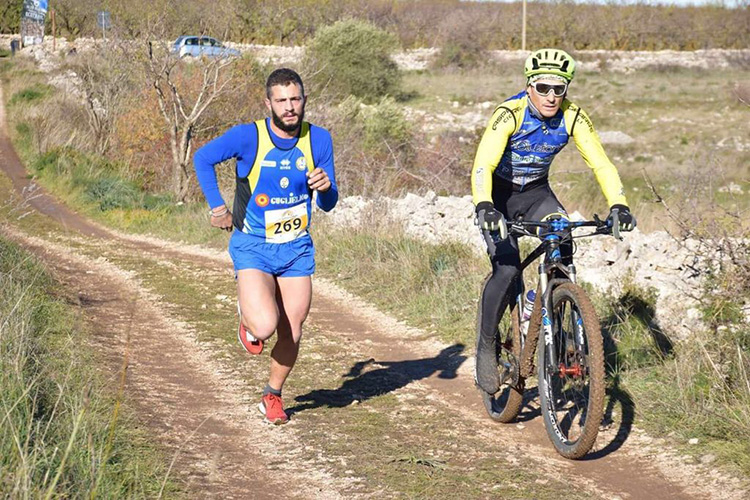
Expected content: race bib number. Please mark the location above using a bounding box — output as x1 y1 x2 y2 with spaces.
264 203 308 243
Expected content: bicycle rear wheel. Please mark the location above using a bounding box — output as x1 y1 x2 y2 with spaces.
537 282 605 459
478 278 524 423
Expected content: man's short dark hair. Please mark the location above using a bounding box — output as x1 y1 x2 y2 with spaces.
266 68 305 98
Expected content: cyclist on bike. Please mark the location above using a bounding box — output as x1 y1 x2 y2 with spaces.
472 48 635 394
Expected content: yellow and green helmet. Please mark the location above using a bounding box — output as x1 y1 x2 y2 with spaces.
524 48 576 82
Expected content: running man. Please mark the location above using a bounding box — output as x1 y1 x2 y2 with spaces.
471 49 635 394
194 68 338 424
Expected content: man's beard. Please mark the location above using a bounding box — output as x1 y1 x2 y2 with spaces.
271 107 305 133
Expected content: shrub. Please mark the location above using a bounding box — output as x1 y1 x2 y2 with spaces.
304 18 401 103
326 95 415 195
86 177 141 211
430 16 488 70
357 96 413 152
432 40 484 70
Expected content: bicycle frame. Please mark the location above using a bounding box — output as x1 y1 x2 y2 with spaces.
489 217 608 379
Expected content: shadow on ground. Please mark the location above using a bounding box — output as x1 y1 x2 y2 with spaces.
586 289 674 459
288 344 466 415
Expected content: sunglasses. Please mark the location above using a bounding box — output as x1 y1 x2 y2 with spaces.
530 81 568 97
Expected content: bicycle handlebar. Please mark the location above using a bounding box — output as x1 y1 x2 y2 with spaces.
505 217 609 238
481 213 621 258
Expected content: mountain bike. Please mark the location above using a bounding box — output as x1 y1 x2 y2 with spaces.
477 212 624 459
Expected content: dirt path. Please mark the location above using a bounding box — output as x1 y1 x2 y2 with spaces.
1 84 747 499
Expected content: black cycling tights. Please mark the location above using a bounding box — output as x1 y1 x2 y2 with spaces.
478 182 572 346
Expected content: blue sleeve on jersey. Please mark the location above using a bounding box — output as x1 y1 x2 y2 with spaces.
194 124 257 209
310 125 338 212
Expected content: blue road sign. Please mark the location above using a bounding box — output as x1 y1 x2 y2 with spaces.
97 11 111 30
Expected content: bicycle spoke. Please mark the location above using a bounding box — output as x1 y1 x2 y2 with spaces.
539 283 605 458
477 282 525 423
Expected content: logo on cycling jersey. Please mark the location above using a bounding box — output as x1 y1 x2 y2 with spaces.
513 140 565 155
577 112 595 133
296 156 307 171
255 193 270 207
491 107 514 131
280 159 291 170
280 177 289 189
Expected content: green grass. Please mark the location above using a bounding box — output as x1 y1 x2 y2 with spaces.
313 219 486 346
588 272 750 476
7 83 54 106
9 135 223 246
600 277 669 371
0 236 177 497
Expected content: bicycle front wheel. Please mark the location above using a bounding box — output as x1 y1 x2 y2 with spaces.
537 282 605 459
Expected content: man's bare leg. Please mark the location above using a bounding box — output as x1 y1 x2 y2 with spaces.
268 276 312 391
237 269 278 341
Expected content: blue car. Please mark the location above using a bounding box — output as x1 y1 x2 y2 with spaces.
171 36 241 59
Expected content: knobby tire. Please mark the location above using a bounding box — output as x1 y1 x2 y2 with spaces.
478 273 524 423
537 282 605 459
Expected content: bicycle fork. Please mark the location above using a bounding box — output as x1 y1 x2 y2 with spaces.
539 265 556 371
539 235 578 376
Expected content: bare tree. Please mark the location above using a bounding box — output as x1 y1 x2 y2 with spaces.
68 41 135 156
146 37 237 201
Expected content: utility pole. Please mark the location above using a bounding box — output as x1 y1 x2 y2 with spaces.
522 0 527 52
51 8 56 51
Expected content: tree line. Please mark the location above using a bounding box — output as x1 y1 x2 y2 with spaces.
2 0 748 50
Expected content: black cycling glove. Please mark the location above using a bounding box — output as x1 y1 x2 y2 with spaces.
608 204 636 232
476 202 504 232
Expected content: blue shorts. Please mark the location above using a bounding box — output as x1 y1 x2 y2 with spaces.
229 231 315 277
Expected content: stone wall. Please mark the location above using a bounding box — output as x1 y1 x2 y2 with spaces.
317 192 717 340
3 34 747 72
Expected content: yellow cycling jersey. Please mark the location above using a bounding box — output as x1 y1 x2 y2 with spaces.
471 91 628 208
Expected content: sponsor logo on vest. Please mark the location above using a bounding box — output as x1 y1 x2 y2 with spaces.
280 159 292 170
255 193 270 207
512 140 565 154
578 112 594 133
260 160 277 168
270 193 310 205
492 108 513 131
280 176 289 189
296 156 307 171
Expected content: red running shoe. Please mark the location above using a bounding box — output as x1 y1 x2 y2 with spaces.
258 393 288 425
237 302 263 355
